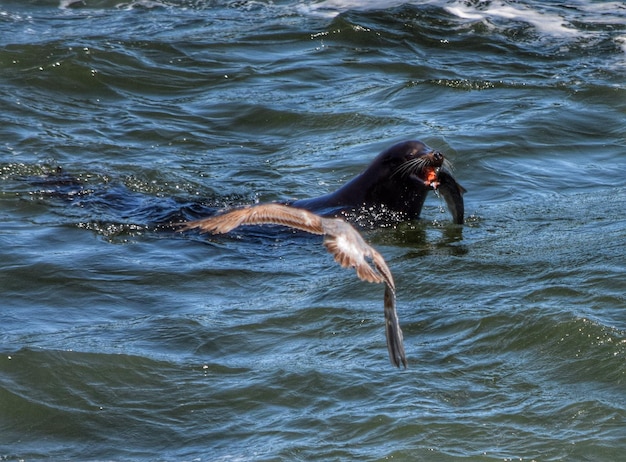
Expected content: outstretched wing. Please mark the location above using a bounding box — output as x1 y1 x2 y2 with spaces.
181 203 325 235
181 203 406 368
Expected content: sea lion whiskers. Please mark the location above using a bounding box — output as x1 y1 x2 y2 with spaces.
391 156 430 179
392 155 455 180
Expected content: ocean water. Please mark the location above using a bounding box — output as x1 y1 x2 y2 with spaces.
1 0 625 460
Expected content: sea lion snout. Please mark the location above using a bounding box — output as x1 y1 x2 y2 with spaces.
424 150 445 168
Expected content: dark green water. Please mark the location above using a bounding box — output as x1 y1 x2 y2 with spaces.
1 1 625 460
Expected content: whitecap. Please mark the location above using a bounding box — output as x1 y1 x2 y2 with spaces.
616 36 626 55
445 0 579 38
298 0 437 18
300 0 582 39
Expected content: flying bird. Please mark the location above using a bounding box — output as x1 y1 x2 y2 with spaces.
180 203 407 368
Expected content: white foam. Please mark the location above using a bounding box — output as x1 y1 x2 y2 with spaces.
444 6 484 21
302 0 580 38
299 0 437 18
58 0 81 7
575 1 626 24
616 35 626 54
445 1 579 37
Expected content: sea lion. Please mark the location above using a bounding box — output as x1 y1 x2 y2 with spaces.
290 140 466 224
181 203 406 368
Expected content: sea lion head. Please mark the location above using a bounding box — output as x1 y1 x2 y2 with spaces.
365 140 451 189
290 140 465 224
355 141 453 217
385 140 451 185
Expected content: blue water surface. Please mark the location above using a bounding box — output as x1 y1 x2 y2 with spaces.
1 0 625 460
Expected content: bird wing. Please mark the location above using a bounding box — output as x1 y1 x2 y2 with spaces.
181 203 406 368
320 217 395 289
181 203 325 235
384 284 406 368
